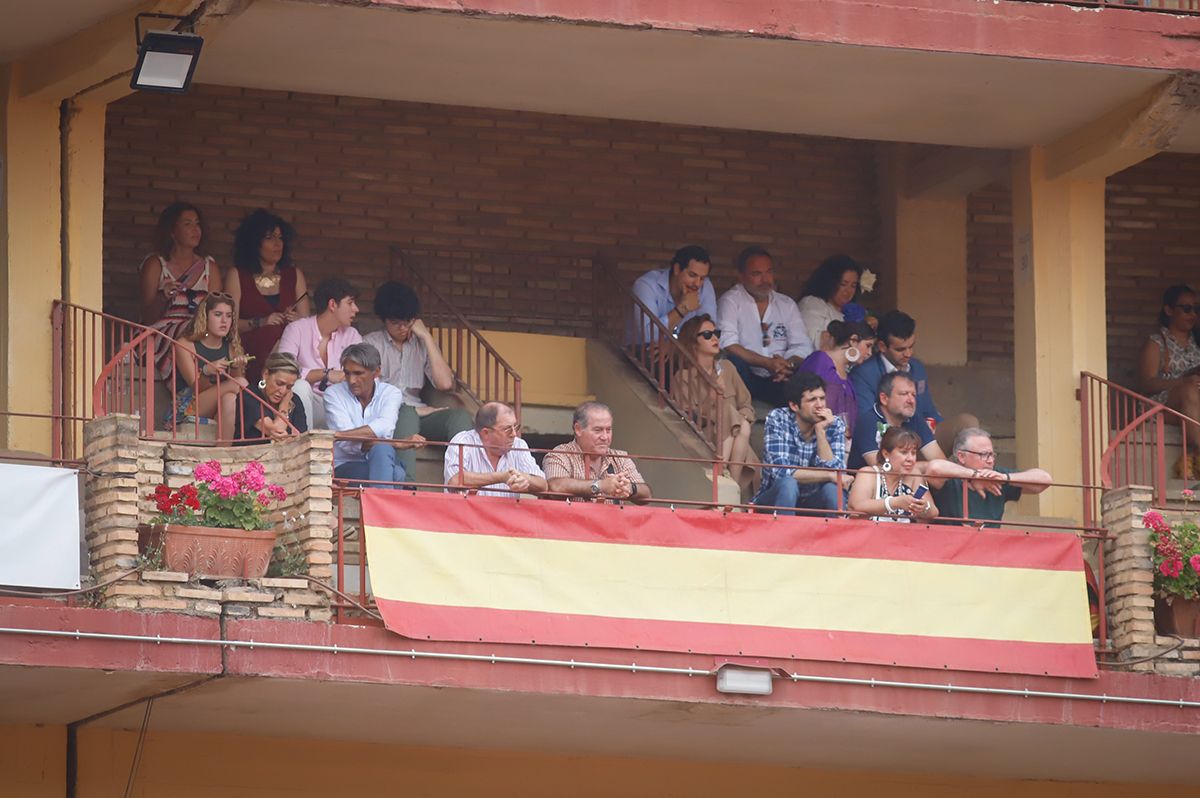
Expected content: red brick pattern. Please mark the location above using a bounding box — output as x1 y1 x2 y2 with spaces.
103 85 880 335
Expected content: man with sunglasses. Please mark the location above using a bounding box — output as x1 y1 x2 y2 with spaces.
444 402 547 498
717 245 812 406
923 427 1051 526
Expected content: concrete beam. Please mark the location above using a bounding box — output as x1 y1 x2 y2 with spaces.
1043 72 1200 182
905 147 1009 200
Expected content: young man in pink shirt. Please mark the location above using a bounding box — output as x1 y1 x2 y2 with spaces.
277 278 362 428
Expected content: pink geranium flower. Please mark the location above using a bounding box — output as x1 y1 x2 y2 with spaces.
194 460 222 484
212 476 240 500
1143 511 1168 533
1160 558 1184 579
1183 489 1196 501
268 484 287 501
1191 555 1200 574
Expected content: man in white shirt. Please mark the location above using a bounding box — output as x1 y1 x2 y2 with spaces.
324 343 423 488
717 246 813 406
444 402 547 498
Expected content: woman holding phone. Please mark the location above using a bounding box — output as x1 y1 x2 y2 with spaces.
226 209 309 384
848 426 938 523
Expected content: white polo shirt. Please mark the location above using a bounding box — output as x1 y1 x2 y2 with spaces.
717 284 813 377
444 429 545 498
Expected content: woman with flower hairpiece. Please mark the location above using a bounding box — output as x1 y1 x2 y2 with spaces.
139 202 224 380
226 209 309 385
797 254 864 351
169 293 250 442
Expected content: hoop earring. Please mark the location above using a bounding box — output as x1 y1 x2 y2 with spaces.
258 379 267 389
881 460 892 472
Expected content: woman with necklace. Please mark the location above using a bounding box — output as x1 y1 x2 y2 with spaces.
674 314 758 497
797 319 874 438
169 293 249 443
1139 284 1200 478
226 209 309 385
848 427 938 523
139 202 224 380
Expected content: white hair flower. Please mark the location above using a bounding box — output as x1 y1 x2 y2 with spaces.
859 269 877 293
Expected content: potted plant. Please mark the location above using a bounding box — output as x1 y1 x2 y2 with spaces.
139 460 288 578
1143 490 1200 637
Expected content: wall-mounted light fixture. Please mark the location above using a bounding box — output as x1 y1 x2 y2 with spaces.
715 664 774 696
130 13 204 93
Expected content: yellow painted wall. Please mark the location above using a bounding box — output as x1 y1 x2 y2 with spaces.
448 329 593 408
0 723 1176 798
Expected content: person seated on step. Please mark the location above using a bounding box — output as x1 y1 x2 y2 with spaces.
168 292 249 442
673 314 758 499
752 371 851 516
796 319 875 438
444 402 547 499
796 254 862 351
277 277 362 430
324 343 423 489
923 427 1051 527
716 245 813 407
1138 284 1200 479
544 401 652 503
630 244 717 345
363 281 473 478
848 427 938 524
236 352 308 445
849 309 977 456
849 372 944 470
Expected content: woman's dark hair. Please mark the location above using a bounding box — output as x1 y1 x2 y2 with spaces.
676 313 715 357
1158 284 1197 328
800 255 862 302
232 209 297 273
827 320 874 347
880 426 922 454
374 281 421 322
153 202 206 258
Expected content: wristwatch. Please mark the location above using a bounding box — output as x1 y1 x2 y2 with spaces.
318 368 330 392
590 479 601 497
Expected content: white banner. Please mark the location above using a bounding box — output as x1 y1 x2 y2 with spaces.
0 463 82 590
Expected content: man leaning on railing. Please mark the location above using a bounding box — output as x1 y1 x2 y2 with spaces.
923 426 1051 526
544 402 651 503
444 402 547 498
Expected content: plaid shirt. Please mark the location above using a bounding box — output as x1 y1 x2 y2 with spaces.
755 407 847 501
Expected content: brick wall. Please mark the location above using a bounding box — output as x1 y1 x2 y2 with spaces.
104 85 881 334
965 153 1200 380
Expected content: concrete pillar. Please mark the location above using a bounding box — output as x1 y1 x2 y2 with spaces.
1011 147 1107 518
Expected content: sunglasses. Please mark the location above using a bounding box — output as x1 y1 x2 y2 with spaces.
697 329 723 341
1174 303 1198 314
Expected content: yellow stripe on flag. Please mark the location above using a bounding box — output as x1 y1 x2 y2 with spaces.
365 526 1093 645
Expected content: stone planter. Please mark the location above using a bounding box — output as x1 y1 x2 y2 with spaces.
1153 596 1200 638
138 524 275 578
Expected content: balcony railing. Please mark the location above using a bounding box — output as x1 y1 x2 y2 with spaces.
1012 0 1200 13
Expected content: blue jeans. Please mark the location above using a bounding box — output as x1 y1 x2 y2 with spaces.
754 476 840 516
334 444 408 489
725 353 787 407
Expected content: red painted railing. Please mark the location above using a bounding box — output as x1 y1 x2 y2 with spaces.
1079 371 1200 525
1014 0 1200 13
390 249 522 420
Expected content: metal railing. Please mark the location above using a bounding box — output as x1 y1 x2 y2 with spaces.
390 249 522 420
592 259 727 455
1079 371 1200 525
1012 0 1200 13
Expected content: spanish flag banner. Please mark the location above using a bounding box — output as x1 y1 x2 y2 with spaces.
362 492 1097 678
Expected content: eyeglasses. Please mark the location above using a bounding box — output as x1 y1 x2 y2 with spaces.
1174 303 1198 314
697 329 723 341
489 423 521 436
960 449 996 461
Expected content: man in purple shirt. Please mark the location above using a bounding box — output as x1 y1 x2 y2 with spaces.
278 278 362 428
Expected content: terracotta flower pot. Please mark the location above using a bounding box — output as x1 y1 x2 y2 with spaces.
138 523 275 578
1153 596 1200 638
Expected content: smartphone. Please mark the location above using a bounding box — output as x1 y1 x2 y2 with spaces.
913 485 928 500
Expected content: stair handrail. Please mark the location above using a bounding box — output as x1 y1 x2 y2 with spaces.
592 258 726 454
1079 370 1200 524
389 248 522 419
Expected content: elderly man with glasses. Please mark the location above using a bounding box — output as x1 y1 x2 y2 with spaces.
444 402 547 498
922 426 1052 526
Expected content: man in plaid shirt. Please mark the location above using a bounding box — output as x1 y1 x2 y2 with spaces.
753 371 850 515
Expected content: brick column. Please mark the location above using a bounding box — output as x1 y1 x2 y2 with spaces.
83 414 161 582
1100 485 1157 671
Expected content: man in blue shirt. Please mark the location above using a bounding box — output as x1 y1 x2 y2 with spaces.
849 310 940 429
753 371 850 515
630 245 718 342
849 371 946 469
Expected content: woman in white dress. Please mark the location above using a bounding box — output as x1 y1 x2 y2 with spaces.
848 426 938 523
797 254 862 351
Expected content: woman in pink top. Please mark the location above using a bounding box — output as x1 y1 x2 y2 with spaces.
139 203 224 380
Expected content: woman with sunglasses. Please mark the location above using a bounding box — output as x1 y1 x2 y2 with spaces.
139 202 224 380
226 209 309 385
236 352 308 445
674 314 758 497
796 319 874 438
1139 284 1200 477
168 293 249 442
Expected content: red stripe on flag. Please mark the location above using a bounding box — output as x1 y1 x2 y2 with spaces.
362 491 1083 571
375 598 1098 679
